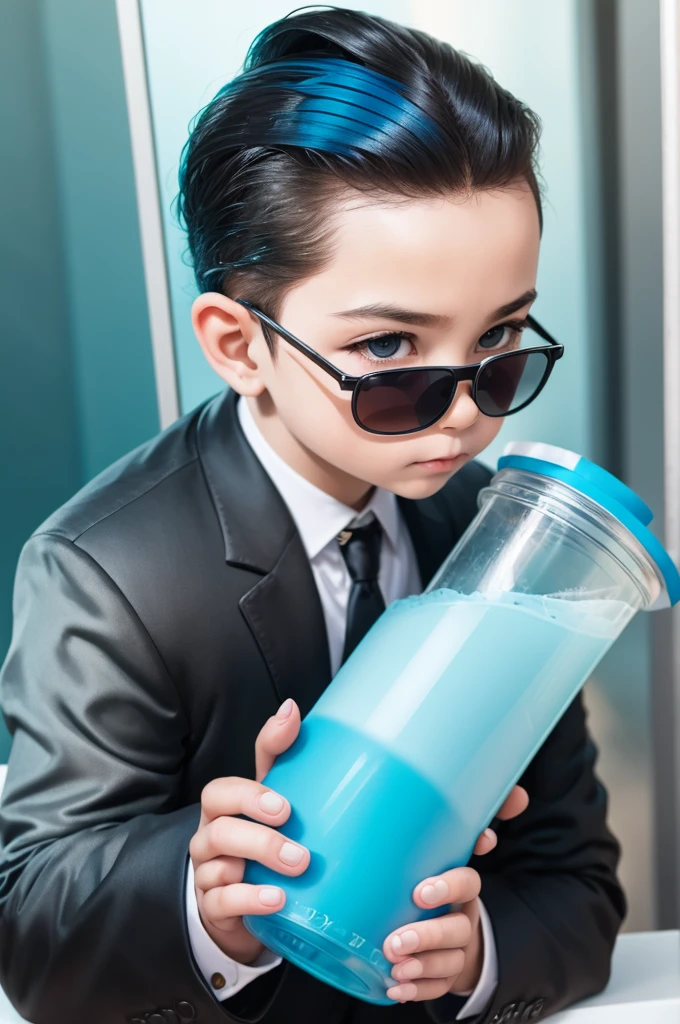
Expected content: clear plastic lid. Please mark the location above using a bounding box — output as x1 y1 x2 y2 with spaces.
498 442 680 610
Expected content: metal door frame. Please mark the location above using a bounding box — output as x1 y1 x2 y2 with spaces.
655 0 680 928
115 0 180 428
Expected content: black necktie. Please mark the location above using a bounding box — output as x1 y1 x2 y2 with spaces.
339 516 386 663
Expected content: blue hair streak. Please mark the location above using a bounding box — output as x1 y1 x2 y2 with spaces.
212 57 443 158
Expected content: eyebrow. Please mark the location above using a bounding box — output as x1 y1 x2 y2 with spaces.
492 289 538 320
332 289 538 327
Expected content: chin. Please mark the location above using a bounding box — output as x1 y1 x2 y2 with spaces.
386 471 459 501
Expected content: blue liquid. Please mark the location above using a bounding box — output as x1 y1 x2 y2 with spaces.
244 589 628 1004
314 589 626 820
244 716 456 1003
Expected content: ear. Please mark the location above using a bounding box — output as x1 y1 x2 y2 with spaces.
191 293 268 396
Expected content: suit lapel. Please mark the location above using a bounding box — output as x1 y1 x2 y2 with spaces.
196 389 331 715
239 534 332 717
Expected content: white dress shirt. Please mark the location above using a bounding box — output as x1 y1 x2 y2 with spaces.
185 396 498 1016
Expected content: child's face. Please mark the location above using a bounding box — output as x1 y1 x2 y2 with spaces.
193 183 541 505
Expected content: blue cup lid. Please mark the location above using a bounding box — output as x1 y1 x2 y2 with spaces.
497 441 680 610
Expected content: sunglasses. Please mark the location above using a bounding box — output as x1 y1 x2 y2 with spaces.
236 299 564 436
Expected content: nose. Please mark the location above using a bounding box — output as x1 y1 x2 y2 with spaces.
439 381 480 431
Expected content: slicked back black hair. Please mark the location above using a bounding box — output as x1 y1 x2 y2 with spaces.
177 7 542 320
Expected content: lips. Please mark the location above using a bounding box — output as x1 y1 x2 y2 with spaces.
411 453 468 473
414 453 464 464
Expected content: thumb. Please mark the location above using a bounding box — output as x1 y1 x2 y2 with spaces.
255 698 301 782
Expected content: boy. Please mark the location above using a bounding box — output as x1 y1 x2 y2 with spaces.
0 9 624 1024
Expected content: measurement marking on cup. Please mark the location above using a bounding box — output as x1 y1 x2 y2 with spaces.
301 906 334 933
349 933 366 948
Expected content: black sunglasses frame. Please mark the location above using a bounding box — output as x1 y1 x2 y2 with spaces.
236 299 565 436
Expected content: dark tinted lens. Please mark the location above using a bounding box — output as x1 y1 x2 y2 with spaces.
354 368 455 433
476 350 550 416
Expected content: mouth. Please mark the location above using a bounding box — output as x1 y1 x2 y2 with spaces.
412 453 467 473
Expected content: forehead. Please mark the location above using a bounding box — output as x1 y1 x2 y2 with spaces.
289 186 541 319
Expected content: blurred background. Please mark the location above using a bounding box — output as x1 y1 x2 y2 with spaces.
2 0 680 936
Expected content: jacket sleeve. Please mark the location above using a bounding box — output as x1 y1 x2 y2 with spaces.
426 692 626 1024
0 533 286 1024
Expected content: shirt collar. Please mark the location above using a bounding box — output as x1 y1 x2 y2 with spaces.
237 397 400 560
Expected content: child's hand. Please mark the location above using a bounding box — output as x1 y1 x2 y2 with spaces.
189 697 308 965
383 785 529 1003
383 866 483 1003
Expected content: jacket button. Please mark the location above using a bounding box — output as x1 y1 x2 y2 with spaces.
526 998 544 1020
176 1003 197 1021
212 972 226 990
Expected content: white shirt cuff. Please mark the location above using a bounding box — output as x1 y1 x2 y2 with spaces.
456 899 499 1019
185 856 283 1000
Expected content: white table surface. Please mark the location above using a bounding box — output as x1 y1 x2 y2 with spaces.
547 929 679 1023
0 929 676 1023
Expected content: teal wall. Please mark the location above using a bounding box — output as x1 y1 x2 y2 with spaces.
41 0 158 480
0 1 82 760
0 0 158 759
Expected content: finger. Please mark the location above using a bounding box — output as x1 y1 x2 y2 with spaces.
255 698 301 782
194 854 245 892
390 948 465 984
412 866 480 910
473 827 498 856
384 914 472 963
199 776 291 828
190 815 309 876
201 882 286 928
496 785 529 821
386 977 457 1003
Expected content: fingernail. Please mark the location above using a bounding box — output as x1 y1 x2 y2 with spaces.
259 791 284 814
392 929 418 954
258 886 283 906
276 698 294 719
484 828 495 840
421 878 449 904
279 841 304 865
387 983 417 1002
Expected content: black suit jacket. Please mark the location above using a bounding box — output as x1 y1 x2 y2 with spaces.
0 388 625 1024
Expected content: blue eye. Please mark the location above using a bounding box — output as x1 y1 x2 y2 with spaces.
478 325 508 349
477 322 524 352
366 334 406 359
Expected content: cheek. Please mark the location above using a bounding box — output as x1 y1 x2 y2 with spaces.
266 362 411 479
266 358 362 448
472 414 505 454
